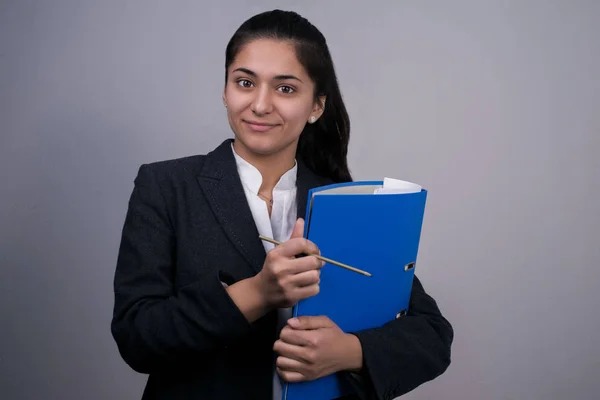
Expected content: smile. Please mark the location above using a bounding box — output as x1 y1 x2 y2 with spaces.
243 120 279 132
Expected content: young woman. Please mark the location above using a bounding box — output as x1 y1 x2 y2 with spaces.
111 9 453 400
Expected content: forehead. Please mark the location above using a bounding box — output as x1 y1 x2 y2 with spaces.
230 38 308 79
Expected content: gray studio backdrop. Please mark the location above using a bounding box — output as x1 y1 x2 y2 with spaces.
1 1 599 399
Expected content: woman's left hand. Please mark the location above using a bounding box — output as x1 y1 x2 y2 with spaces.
274 316 363 382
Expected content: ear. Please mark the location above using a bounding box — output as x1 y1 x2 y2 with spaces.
222 92 227 108
310 95 326 122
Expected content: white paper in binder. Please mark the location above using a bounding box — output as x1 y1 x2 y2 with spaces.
374 177 422 194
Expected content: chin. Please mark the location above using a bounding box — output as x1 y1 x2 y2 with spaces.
246 140 281 156
235 132 295 157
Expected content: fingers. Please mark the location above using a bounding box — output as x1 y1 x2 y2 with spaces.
277 356 306 373
273 340 312 364
272 220 319 258
290 255 325 275
288 267 321 287
292 284 320 301
288 316 333 330
290 218 304 239
273 237 321 259
278 265 320 304
276 366 305 383
266 253 323 277
277 269 320 305
279 326 312 346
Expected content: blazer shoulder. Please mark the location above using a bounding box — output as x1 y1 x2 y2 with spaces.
134 154 206 185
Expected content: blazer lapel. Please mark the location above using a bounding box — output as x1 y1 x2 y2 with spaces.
196 139 266 274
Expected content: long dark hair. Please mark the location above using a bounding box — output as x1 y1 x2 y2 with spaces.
224 9 352 183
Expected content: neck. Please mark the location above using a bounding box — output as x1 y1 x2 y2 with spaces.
233 139 297 191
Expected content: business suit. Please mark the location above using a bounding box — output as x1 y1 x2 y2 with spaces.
111 138 453 399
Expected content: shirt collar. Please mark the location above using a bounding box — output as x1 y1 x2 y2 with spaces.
231 143 297 194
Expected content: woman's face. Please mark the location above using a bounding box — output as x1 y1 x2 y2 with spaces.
223 38 324 159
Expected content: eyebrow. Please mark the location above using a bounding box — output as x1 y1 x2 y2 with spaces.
232 67 303 83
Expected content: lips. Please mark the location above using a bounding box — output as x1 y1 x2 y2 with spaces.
243 120 279 132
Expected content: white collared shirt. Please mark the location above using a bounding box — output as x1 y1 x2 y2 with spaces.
231 144 296 400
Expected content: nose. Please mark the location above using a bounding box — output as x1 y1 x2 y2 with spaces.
251 86 273 116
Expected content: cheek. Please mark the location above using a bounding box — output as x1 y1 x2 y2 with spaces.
279 102 312 128
224 87 250 114
226 101 245 117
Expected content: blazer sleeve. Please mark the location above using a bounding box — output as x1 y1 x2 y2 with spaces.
347 275 453 400
111 164 257 374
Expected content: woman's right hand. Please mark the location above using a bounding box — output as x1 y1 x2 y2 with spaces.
253 218 324 309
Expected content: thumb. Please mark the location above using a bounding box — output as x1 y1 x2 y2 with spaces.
290 218 305 239
288 316 333 330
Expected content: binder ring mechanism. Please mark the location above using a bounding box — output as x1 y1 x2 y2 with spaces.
395 261 415 319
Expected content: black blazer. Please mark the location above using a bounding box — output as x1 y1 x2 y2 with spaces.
111 139 453 400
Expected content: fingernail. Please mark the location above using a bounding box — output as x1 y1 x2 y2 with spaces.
288 318 299 327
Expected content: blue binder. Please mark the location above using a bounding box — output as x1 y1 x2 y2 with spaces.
282 180 427 400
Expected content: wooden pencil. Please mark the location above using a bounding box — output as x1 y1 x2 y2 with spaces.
259 235 372 277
